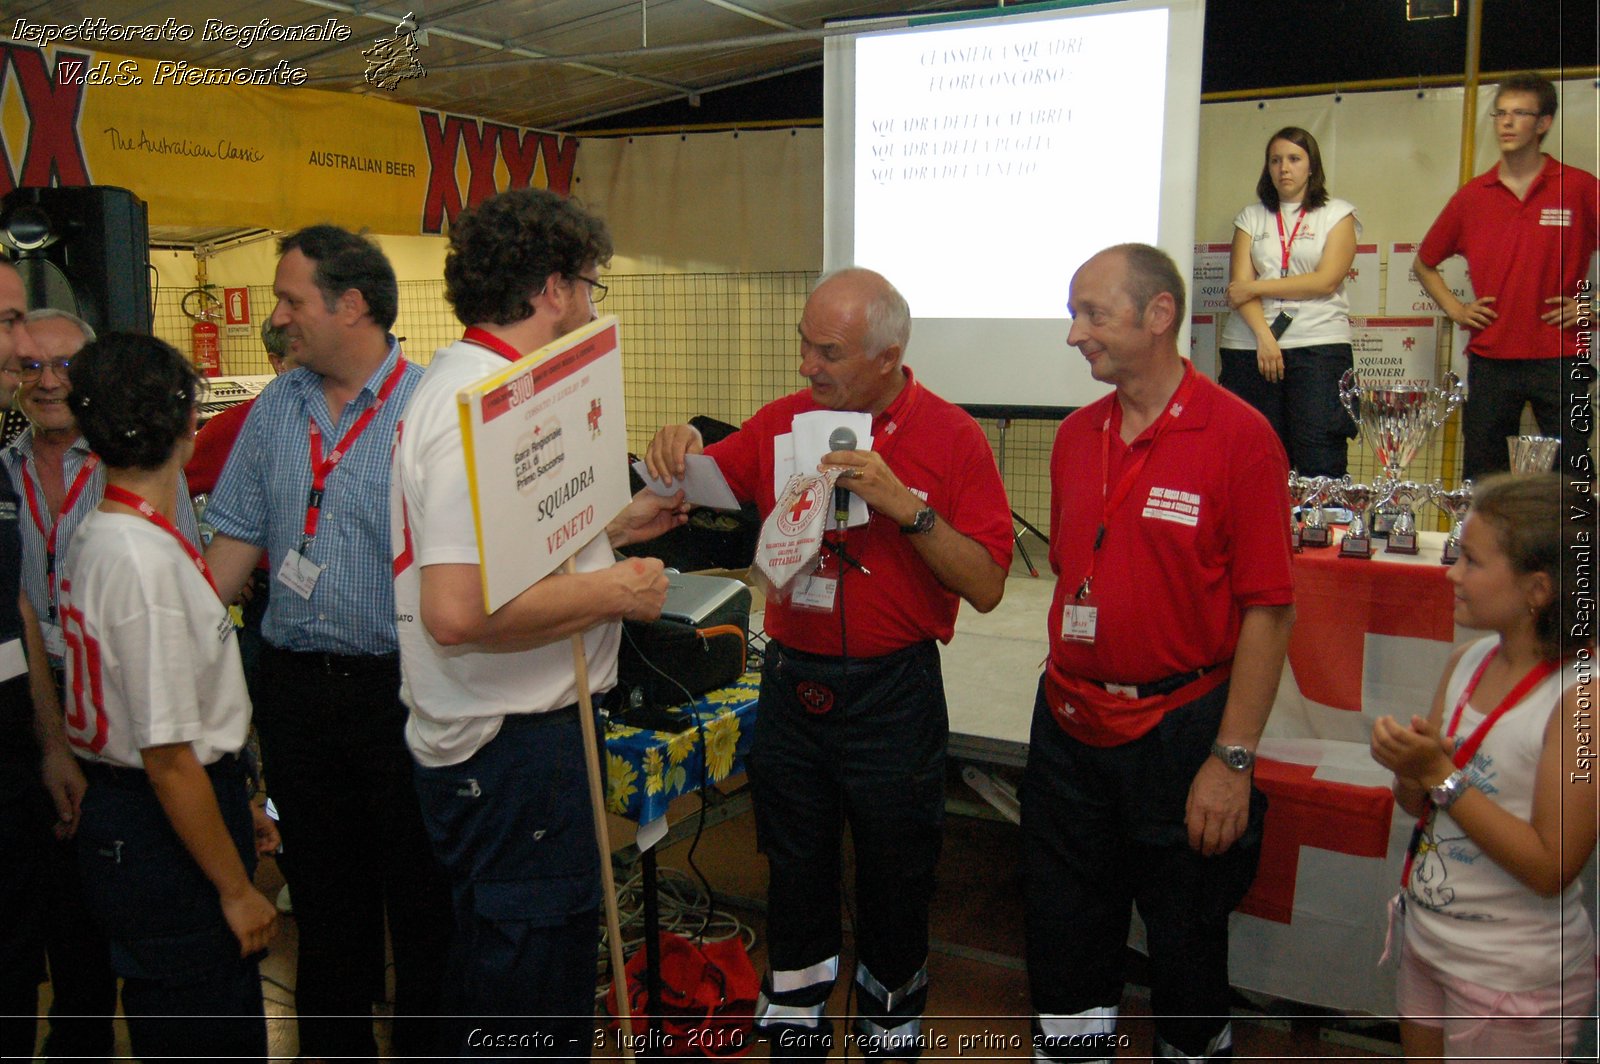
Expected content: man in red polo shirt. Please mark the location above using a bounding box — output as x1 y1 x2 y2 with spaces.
646 267 1013 1060
1025 244 1294 1062
1414 71 1598 481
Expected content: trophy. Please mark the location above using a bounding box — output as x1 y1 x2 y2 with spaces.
1337 478 1377 559
1383 480 1429 555
1428 479 1473 565
1508 435 1560 473
1339 370 1465 535
1292 473 1333 549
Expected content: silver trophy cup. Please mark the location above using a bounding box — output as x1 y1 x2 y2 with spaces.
1384 480 1429 555
1337 477 1377 559
1292 472 1333 549
1338 370 1465 535
1428 479 1473 565
1508 435 1560 473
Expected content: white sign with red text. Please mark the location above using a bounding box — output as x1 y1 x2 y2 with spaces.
1345 244 1381 315
1192 242 1232 313
1350 316 1437 382
1386 241 1473 315
457 315 631 612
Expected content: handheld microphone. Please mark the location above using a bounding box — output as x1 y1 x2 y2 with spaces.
828 426 857 529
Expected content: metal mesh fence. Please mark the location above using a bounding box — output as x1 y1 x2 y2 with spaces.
146 266 1511 542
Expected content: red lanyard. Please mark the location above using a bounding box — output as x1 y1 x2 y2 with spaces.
462 326 523 363
301 358 408 551
1400 646 1559 887
1276 207 1306 274
102 484 217 597
21 453 100 620
1075 365 1197 601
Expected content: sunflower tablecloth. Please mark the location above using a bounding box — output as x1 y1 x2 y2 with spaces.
603 673 760 825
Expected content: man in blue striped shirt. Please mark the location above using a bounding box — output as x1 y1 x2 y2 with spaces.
205 226 451 1061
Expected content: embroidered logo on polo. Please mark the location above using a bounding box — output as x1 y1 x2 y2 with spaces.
1141 485 1200 527
1539 208 1572 227
796 680 834 715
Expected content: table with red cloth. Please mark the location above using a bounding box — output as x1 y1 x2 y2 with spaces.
1224 528 1480 1014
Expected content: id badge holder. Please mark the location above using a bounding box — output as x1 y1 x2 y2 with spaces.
1061 578 1098 645
277 548 325 600
790 556 838 613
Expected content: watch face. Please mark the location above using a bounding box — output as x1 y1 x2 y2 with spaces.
1212 743 1252 771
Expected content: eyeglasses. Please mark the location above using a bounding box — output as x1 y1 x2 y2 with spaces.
16 357 71 382
576 275 608 306
1490 108 1541 121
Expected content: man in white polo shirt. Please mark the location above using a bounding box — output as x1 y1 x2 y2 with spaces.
392 187 685 1057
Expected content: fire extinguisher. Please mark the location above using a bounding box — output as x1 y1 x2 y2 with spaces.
181 286 224 378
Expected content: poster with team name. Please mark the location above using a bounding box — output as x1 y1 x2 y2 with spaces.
1192 242 1232 313
458 316 631 613
1350 316 1437 382
1386 241 1473 315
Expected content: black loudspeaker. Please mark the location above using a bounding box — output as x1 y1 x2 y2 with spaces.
0 186 151 334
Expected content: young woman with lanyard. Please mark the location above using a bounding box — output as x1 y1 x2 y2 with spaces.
57 333 279 1062
1218 126 1360 477
1370 472 1595 1062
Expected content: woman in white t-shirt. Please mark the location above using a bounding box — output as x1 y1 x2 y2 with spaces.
1219 126 1360 476
59 334 278 1062
1371 473 1595 1062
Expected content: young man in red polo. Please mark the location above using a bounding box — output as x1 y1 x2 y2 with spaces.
1414 71 1598 481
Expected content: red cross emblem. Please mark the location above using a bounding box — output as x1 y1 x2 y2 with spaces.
776 475 826 536
796 681 834 715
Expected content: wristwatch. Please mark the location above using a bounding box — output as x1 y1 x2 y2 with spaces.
1209 742 1256 773
899 506 937 535
1428 769 1471 811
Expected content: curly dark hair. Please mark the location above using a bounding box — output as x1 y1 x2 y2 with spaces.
66 333 201 471
444 189 613 327
278 225 399 331
1255 127 1331 214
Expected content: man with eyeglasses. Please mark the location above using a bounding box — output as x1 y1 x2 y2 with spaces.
392 187 683 1057
1 306 206 1061
0 264 85 1061
1414 71 1597 481
201 225 451 1060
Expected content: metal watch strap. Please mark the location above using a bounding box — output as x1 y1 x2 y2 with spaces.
1209 741 1255 772
1429 769 1470 811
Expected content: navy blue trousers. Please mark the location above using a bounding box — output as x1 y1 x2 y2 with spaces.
1219 343 1355 478
413 705 602 1061
74 756 266 1064
1022 678 1265 1061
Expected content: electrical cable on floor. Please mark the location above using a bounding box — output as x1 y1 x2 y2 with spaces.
593 863 758 1009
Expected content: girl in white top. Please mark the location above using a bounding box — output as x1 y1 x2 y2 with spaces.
1371 472 1596 1062
59 334 278 1061
1219 126 1360 477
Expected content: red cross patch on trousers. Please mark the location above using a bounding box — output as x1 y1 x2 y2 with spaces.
796 680 834 715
